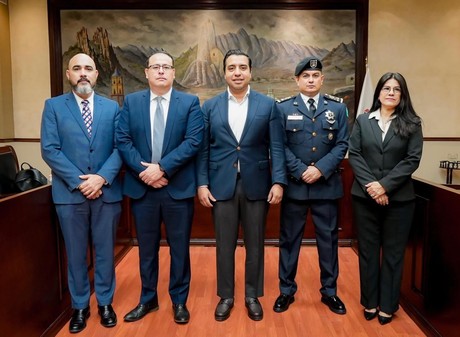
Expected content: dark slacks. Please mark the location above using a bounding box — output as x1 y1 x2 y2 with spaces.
352 196 415 314
212 178 268 299
56 198 121 309
279 198 339 297
131 188 194 305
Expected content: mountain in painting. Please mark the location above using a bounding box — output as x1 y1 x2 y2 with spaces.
62 21 355 98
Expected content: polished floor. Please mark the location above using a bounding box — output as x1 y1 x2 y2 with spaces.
55 246 426 337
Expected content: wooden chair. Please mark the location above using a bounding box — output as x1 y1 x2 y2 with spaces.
0 145 20 197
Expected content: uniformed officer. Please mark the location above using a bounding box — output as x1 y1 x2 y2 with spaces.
273 57 349 315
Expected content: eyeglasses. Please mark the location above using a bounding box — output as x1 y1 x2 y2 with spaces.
381 86 401 94
148 64 174 72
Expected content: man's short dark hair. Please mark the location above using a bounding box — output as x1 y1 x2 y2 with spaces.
146 48 174 68
223 49 252 72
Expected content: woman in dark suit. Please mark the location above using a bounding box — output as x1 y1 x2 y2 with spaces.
349 72 423 325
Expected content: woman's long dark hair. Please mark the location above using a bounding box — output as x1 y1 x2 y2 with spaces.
370 72 421 138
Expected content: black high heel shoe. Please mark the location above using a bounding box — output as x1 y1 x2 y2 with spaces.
364 309 378 321
378 313 393 325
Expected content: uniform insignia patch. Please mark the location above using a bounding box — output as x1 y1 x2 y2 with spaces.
328 133 334 140
324 93 343 103
325 110 336 124
276 95 296 103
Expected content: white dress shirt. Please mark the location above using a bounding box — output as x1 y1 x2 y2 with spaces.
227 86 250 142
369 109 395 141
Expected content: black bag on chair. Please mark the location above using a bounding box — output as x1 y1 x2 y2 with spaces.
15 162 48 192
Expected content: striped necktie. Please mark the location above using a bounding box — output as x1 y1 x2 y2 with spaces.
81 100 93 136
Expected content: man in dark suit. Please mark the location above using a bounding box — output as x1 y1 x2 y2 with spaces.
273 57 349 315
41 53 122 333
197 49 287 322
116 49 203 324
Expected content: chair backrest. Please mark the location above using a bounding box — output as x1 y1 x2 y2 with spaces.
0 145 20 196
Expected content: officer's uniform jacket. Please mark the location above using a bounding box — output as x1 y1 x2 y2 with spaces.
277 93 349 200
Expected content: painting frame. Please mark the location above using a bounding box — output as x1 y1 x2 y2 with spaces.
47 0 369 121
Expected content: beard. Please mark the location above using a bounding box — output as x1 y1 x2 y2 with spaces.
72 80 95 96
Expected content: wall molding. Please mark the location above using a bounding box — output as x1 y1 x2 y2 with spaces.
3 137 457 143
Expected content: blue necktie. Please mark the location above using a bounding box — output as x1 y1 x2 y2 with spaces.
81 100 92 136
151 96 165 163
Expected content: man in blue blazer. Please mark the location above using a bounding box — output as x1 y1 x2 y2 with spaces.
116 49 203 324
197 49 287 322
273 57 349 315
41 53 122 333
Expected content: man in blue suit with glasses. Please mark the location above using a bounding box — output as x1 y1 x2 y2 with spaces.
116 48 203 325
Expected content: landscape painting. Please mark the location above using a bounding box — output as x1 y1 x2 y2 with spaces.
60 9 356 116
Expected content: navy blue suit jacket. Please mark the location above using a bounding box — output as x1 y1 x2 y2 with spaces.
278 94 349 200
116 89 204 200
196 90 287 201
41 92 123 204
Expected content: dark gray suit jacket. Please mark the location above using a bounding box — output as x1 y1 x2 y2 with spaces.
348 113 423 201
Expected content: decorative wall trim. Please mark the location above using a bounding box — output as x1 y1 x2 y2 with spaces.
2 137 458 143
0 138 41 142
424 137 460 141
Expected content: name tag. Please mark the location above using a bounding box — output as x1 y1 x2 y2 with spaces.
288 115 303 121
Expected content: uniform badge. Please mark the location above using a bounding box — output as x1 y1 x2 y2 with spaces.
288 114 303 120
310 59 318 68
325 110 336 124
328 133 334 140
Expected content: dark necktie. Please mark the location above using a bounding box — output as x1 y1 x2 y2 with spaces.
151 96 165 163
81 100 92 136
308 98 316 114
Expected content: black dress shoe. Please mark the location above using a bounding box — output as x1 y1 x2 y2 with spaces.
98 304 117 327
378 313 393 325
364 309 378 321
215 298 234 321
273 294 295 313
124 298 159 322
321 295 346 315
69 307 90 333
173 304 190 324
245 297 263 321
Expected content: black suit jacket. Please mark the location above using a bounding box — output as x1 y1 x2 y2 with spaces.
348 113 423 202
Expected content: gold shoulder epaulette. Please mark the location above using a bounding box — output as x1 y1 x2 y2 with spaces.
324 93 343 103
276 95 295 103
